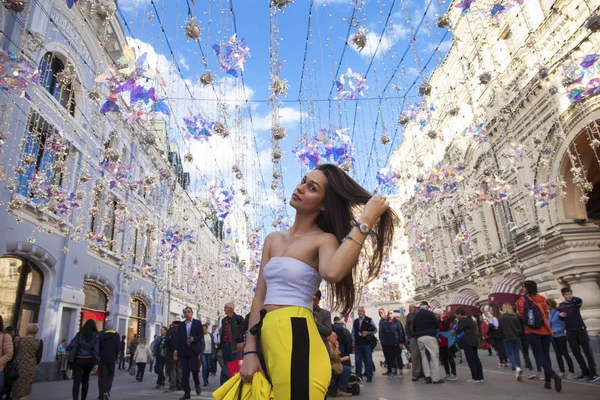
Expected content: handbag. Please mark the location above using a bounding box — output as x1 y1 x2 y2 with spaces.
227 354 241 378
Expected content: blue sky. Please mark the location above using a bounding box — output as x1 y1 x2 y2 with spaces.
117 0 453 233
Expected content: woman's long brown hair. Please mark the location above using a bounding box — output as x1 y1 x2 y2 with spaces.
315 164 398 315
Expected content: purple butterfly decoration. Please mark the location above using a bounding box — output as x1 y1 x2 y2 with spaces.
456 0 475 15
100 99 120 114
580 54 600 69
150 99 170 116
66 0 80 9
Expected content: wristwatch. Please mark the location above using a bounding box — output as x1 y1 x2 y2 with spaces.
355 221 370 235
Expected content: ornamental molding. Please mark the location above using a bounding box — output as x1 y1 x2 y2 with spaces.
546 239 600 255
83 272 115 295
4 242 57 270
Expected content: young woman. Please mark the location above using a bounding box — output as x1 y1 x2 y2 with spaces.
437 311 457 381
487 304 509 368
237 164 396 400
498 303 523 380
67 320 99 400
455 308 484 383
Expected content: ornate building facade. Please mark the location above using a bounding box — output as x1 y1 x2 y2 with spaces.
389 0 600 347
0 0 252 380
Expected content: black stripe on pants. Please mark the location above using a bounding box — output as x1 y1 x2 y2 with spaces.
290 317 310 400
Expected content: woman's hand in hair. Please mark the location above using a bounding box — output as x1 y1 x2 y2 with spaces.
361 195 390 226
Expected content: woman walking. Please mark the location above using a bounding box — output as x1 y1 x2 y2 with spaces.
547 299 575 379
0 316 14 395
201 325 215 387
67 320 99 400
11 323 43 400
380 310 405 379
437 311 457 381
456 308 484 383
487 305 509 367
231 164 396 400
517 280 562 392
133 338 153 382
499 303 523 380
153 327 168 389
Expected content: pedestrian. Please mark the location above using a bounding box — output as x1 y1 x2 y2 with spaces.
56 339 68 380
236 165 395 400
498 302 523 380
149 335 158 373
175 307 203 399
118 336 126 371
127 335 139 371
377 308 390 375
380 310 405 379
67 320 99 400
133 338 153 382
164 321 183 393
405 304 423 381
486 304 509 368
12 323 43 400
480 319 493 356
0 316 14 395
328 332 352 398
520 328 542 379
547 299 575 379
516 280 562 392
2 326 17 400
414 302 443 384
332 317 352 358
352 306 377 383
456 308 484 383
558 287 598 382
201 324 214 387
313 290 333 355
437 310 456 381
218 303 245 385
153 326 168 389
97 322 120 400
210 325 219 376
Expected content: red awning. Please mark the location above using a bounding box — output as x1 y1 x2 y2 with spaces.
488 274 523 306
445 289 481 315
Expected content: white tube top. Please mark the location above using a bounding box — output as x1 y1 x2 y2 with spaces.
263 257 322 310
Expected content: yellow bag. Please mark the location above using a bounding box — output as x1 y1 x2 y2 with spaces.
212 372 273 400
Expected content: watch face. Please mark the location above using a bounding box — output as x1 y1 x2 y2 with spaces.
360 223 369 234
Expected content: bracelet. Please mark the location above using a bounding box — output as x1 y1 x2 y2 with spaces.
243 351 258 356
344 235 363 246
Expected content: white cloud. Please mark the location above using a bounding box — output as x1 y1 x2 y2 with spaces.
426 40 452 53
252 107 303 132
118 0 152 13
353 22 410 58
177 55 190 71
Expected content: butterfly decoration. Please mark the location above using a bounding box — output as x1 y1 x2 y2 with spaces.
376 167 400 195
292 125 355 171
456 0 475 15
66 0 82 9
212 34 251 77
465 122 487 143
210 181 235 220
183 110 215 142
0 51 40 101
505 143 527 163
335 68 368 100
413 164 463 203
526 182 558 208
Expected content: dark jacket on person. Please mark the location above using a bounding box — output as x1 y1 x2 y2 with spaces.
120 339 126 354
456 317 478 348
380 317 405 346
558 297 586 331
219 314 245 348
97 328 120 364
314 307 333 355
413 309 438 338
498 314 522 342
176 319 204 355
352 316 376 346
67 332 100 364
405 312 416 341
164 324 180 352
332 322 352 356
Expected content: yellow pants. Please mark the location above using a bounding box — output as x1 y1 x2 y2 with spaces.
261 306 331 400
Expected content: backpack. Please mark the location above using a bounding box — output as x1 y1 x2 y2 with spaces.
523 295 544 329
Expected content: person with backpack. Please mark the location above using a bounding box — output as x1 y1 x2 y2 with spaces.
516 280 562 392
164 321 182 393
97 322 120 400
67 320 99 400
153 326 168 389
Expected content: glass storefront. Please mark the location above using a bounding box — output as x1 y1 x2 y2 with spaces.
128 297 147 342
80 282 108 331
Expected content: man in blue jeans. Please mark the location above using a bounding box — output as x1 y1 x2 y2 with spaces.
219 303 245 385
352 306 377 382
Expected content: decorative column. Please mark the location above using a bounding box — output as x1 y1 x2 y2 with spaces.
560 272 600 338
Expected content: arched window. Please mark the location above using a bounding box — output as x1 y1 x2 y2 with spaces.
80 282 109 331
0 257 44 336
128 297 147 342
39 52 76 116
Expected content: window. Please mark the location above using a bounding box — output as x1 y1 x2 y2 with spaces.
39 52 76 116
17 112 66 199
128 297 147 342
103 198 117 250
0 257 44 336
80 282 108 331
